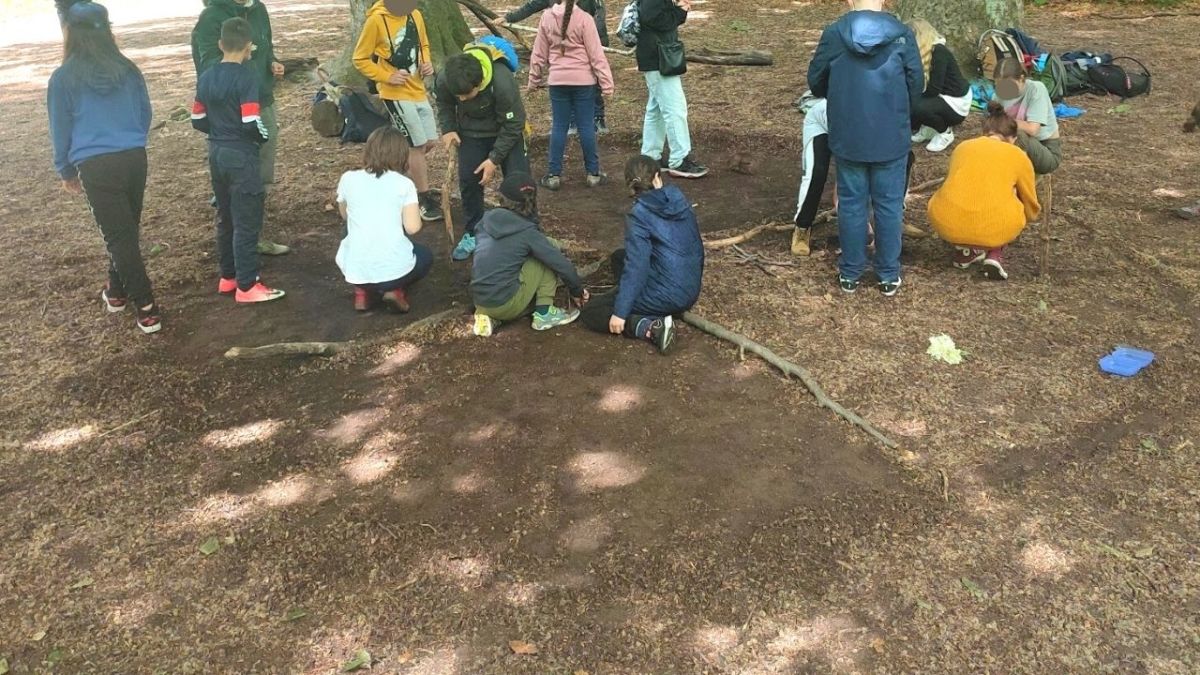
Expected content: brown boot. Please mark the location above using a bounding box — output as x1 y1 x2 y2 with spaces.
791 227 811 256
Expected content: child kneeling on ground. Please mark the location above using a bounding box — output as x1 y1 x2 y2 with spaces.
927 102 1040 281
579 155 703 353
471 173 589 335
336 126 433 312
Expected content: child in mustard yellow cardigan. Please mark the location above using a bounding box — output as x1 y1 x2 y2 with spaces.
352 0 442 222
927 102 1040 280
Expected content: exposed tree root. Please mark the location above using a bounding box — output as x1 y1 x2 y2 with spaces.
680 312 899 449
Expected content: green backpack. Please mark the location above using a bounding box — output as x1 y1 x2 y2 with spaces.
1035 53 1068 103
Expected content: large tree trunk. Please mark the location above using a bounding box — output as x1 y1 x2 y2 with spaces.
895 0 1024 77
330 0 474 85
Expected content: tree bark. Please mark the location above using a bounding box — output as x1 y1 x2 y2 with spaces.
330 0 474 85
894 0 1023 76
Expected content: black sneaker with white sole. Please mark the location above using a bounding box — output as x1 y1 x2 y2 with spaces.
649 316 675 354
839 276 860 294
878 278 903 297
419 193 443 222
668 156 709 179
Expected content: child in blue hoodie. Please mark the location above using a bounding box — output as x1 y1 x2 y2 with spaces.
579 155 704 354
808 0 923 296
48 2 161 334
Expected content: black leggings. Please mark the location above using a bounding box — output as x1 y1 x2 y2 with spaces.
794 133 831 230
911 95 967 134
78 148 155 308
579 250 651 338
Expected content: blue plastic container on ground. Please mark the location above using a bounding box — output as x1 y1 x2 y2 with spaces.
1099 346 1155 377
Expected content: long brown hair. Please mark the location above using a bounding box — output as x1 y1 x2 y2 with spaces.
363 126 411 177
560 0 576 55
624 155 661 196
983 101 1018 139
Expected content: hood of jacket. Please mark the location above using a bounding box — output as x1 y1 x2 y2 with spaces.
834 10 909 56
479 208 537 239
465 46 495 91
209 0 256 12
635 185 692 220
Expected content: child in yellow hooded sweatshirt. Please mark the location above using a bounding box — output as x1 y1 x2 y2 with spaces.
928 102 1040 281
353 0 442 222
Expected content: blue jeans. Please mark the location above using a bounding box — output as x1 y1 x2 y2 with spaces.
641 72 691 168
209 143 265 290
548 85 600 176
835 155 907 283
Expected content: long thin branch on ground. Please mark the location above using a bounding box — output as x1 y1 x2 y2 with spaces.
681 312 899 449
704 211 834 250
1095 11 1200 19
225 342 349 359
909 177 945 194
96 409 162 440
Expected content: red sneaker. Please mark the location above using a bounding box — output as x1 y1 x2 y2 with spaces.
101 285 127 313
952 247 986 269
381 288 410 313
982 248 1009 281
218 277 237 295
235 282 286 304
353 287 372 312
135 304 162 334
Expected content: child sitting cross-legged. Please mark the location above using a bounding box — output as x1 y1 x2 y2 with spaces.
335 126 433 312
927 102 1040 281
470 173 589 335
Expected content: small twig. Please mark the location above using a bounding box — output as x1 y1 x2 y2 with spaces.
938 468 949 502
1134 565 1158 592
95 409 161 440
909 177 945 194
682 312 898 449
419 522 439 535
224 342 348 359
1095 11 1200 19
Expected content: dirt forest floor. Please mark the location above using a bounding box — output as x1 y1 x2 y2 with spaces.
2 0 1200 672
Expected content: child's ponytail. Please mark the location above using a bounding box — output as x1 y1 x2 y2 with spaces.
624 155 661 197
982 101 1018 139
560 0 576 55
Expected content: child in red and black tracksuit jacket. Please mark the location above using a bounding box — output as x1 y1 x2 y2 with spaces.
192 17 285 304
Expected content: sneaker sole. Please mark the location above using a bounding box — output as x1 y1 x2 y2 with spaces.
981 260 1009 281
658 316 675 354
668 168 709 179
952 254 986 269
420 213 443 222
102 290 127 313
236 291 287 304
137 320 162 334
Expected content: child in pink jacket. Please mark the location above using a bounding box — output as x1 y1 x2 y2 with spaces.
527 0 615 190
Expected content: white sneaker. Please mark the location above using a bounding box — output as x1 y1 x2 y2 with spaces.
911 126 936 144
926 129 955 153
472 312 495 337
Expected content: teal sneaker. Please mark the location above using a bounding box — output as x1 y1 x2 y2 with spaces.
451 233 476 261
531 306 580 331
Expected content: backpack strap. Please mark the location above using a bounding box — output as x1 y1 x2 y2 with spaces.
1112 56 1150 77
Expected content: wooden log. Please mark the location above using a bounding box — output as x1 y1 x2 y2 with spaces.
687 48 773 67
681 312 899 449
225 342 348 360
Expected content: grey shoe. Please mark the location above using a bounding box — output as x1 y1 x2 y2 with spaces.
540 175 562 191
586 173 608 188
256 240 290 256
1176 202 1200 220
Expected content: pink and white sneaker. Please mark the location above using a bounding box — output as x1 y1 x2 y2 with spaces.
981 248 1009 281
952 247 986 269
101 285 127 313
235 282 286 304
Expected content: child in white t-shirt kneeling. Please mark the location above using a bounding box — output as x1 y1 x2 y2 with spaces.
336 127 433 312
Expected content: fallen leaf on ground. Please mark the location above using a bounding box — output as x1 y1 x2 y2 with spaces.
324 203 336 212
340 649 372 672
960 577 987 600
1134 546 1155 559
147 242 170 258
68 577 94 590
0 656 9 674
283 608 307 622
509 640 539 656
46 648 63 665
870 637 886 654
198 537 220 556
31 630 46 642
927 334 964 365
1095 542 1132 561
397 650 413 664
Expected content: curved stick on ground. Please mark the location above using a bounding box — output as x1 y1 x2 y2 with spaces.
224 342 348 359
681 312 899 449
704 210 834 250
909 177 945 194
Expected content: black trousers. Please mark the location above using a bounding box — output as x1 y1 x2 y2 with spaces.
356 243 434 293
579 250 652 338
459 135 530 235
78 148 155 308
911 95 967 134
794 133 831 230
209 144 265 290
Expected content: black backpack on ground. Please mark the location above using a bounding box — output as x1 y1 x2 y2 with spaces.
1087 57 1152 99
339 90 389 144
